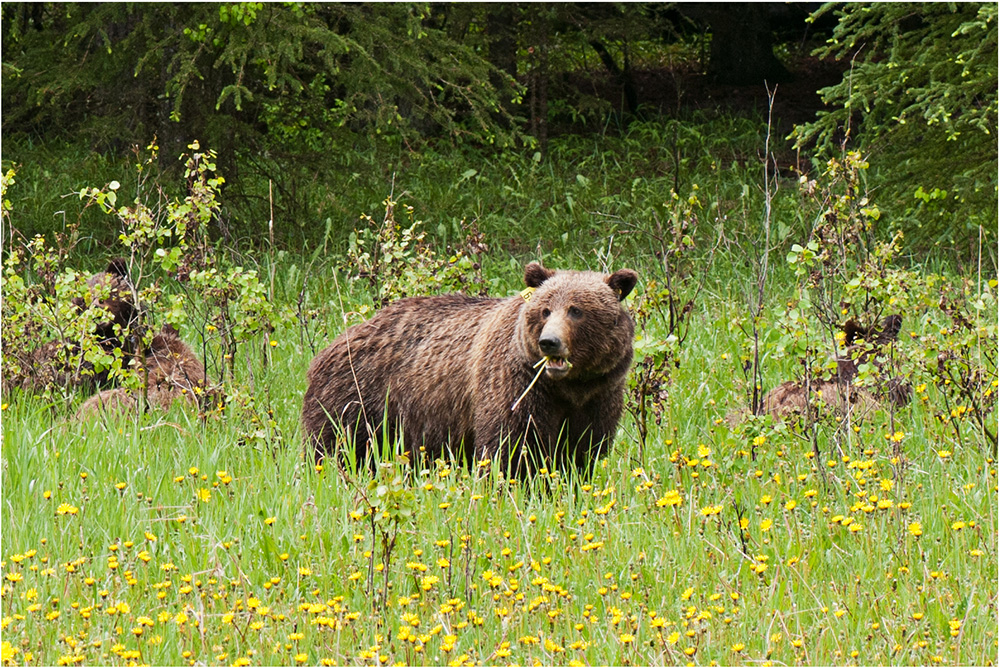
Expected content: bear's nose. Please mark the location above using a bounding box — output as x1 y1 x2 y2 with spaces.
538 335 564 356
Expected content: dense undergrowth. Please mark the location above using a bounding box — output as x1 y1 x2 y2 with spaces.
5 109 995 268
1 125 997 667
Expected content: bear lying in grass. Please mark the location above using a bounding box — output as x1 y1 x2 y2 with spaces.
76 324 208 419
302 262 638 473
759 314 911 421
5 258 138 393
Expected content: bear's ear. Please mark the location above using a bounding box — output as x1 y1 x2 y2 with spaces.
842 319 866 347
106 258 130 279
606 269 638 301
876 314 902 345
524 262 555 288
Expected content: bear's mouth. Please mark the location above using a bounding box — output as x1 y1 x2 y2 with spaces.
543 356 571 379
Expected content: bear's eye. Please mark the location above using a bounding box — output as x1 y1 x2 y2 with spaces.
541 308 551 319
568 306 583 319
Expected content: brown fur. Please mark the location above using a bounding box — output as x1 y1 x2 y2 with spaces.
71 258 139 360
755 314 910 422
301 262 638 472
76 325 207 419
10 341 80 391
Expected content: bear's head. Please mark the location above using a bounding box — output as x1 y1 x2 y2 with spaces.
838 314 904 382
71 258 139 351
519 262 637 380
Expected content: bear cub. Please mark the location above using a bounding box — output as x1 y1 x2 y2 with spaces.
76 324 208 419
5 258 138 393
760 314 911 420
302 262 638 473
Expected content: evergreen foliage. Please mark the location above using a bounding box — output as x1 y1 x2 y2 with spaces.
1 4 522 153
793 3 998 249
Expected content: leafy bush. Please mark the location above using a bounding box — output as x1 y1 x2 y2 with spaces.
1 143 289 412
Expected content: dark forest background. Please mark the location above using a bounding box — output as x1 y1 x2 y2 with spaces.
2 2 996 262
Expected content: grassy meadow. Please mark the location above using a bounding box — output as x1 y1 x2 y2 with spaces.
1 120 997 667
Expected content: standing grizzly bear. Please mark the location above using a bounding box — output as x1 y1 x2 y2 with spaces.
302 262 638 472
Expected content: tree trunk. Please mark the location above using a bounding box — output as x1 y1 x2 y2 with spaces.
690 3 791 86
589 39 642 119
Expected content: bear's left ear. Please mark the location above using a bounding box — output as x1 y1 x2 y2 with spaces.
606 269 638 301
524 262 556 288
106 258 131 280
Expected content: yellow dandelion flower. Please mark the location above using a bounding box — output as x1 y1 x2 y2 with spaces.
56 503 79 516
656 490 683 507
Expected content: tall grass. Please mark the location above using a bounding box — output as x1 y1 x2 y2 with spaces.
2 120 997 666
3 248 996 666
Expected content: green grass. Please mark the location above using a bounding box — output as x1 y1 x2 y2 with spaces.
2 117 997 666
2 257 997 667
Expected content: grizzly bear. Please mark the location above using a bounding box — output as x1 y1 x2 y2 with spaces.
76 324 208 419
758 314 911 421
4 258 139 394
301 262 638 473
71 257 139 359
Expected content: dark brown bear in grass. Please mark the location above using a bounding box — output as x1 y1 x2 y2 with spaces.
5 258 138 393
71 257 139 360
76 324 208 419
760 314 911 421
302 262 638 473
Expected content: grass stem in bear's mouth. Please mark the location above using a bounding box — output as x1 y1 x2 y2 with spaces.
510 357 549 412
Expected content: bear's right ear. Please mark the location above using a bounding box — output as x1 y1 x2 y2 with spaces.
606 269 638 301
842 319 866 347
524 262 555 288
875 314 902 344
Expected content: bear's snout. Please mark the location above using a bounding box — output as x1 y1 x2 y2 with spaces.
538 334 565 357
537 331 571 379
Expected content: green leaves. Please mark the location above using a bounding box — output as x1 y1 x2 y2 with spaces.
792 3 998 249
786 241 819 275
